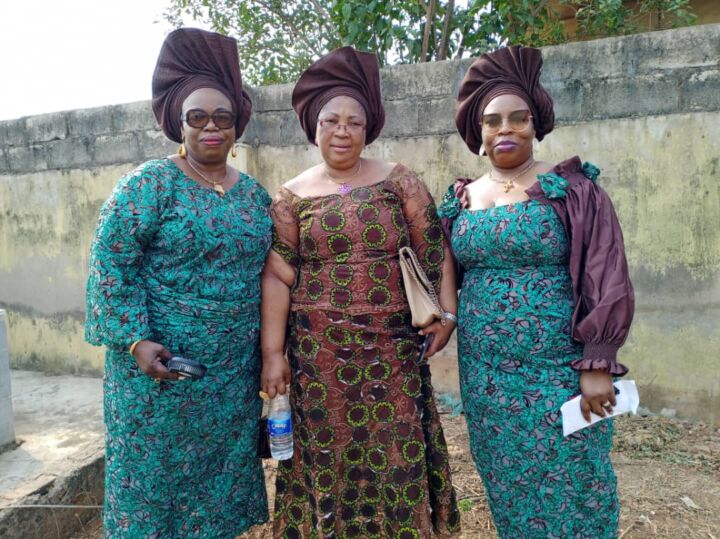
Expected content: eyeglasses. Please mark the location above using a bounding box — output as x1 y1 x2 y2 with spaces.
182 109 236 129
318 118 366 134
480 110 533 135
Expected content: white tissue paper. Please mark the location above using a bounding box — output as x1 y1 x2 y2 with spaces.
561 380 640 437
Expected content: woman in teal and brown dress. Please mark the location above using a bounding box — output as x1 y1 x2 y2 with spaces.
439 46 635 538
261 47 461 538
85 28 270 537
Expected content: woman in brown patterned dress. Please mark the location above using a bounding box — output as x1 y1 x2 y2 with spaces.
260 47 461 539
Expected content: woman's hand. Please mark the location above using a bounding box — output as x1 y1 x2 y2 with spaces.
579 370 616 422
131 340 179 381
262 351 291 398
419 319 457 358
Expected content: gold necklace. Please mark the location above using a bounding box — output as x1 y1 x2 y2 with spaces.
324 160 362 195
185 158 228 196
489 159 536 193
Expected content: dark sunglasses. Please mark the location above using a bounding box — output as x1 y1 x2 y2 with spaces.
182 109 236 129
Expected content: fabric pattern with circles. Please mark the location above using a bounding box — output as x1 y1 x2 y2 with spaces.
270 164 460 538
85 159 272 538
442 196 619 539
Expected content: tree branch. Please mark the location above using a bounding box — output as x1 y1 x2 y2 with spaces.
308 0 335 35
437 0 455 60
420 0 437 62
256 0 323 56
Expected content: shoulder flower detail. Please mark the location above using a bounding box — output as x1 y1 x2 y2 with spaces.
437 184 462 220
536 172 570 199
582 161 601 182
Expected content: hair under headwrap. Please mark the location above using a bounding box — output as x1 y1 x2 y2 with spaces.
151 28 252 143
455 45 555 154
292 47 385 145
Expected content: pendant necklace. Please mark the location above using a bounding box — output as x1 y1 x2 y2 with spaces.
489 159 536 193
324 160 362 195
185 158 227 196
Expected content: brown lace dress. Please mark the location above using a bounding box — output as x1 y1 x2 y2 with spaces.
270 164 460 538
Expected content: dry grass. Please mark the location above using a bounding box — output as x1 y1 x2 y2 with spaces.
73 414 720 539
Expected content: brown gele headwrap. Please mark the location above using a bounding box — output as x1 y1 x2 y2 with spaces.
292 47 385 145
152 28 252 143
455 45 555 154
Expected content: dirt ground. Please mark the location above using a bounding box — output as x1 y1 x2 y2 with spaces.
72 413 720 539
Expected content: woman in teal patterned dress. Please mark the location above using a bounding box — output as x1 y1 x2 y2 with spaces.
85 29 270 538
439 46 635 538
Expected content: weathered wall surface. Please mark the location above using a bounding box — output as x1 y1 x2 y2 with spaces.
0 25 718 422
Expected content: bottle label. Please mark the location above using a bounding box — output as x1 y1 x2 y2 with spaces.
268 414 292 436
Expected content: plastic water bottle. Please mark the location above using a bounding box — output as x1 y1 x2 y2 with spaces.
268 393 293 460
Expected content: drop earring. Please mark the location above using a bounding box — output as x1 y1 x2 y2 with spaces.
532 138 540 153
178 140 187 158
479 144 487 156
231 144 238 158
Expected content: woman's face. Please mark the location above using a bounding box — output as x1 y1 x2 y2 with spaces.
480 93 536 169
180 88 236 165
315 95 367 170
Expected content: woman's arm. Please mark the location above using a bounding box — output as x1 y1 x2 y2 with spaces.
261 187 300 397
397 168 458 357
419 244 458 357
260 251 295 398
566 172 634 421
85 163 179 380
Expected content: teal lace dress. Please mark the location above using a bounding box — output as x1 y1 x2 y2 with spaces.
441 191 619 538
85 159 271 538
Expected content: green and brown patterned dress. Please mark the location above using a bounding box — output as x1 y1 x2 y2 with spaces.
270 164 460 539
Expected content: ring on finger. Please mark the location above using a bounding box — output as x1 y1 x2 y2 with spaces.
601 401 612 408
154 378 161 384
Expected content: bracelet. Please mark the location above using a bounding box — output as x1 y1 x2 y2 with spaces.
129 339 142 356
441 311 458 324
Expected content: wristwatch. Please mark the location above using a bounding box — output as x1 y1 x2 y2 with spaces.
441 311 458 325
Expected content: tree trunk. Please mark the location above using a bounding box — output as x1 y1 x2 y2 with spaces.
420 0 437 62
437 0 454 60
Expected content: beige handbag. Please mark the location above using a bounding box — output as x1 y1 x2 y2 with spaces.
398 246 444 328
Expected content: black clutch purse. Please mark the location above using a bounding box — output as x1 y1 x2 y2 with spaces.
257 417 271 459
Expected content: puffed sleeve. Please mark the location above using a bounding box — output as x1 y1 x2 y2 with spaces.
270 187 301 268
392 166 445 290
564 175 635 375
85 163 165 349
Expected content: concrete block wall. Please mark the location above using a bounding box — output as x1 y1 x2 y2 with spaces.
0 24 718 422
0 310 14 448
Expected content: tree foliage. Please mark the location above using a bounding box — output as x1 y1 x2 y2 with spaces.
164 0 696 85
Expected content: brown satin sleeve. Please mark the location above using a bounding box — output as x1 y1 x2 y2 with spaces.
563 180 634 376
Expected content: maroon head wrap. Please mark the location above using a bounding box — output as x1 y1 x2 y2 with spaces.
292 47 385 145
152 28 252 143
455 45 555 154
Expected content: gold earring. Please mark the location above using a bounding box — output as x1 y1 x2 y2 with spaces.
231 144 237 158
178 142 187 158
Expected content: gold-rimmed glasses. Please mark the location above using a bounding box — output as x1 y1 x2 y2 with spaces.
318 118 366 134
480 110 533 135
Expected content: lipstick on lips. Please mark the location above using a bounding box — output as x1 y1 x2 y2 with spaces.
494 141 517 152
202 137 224 146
